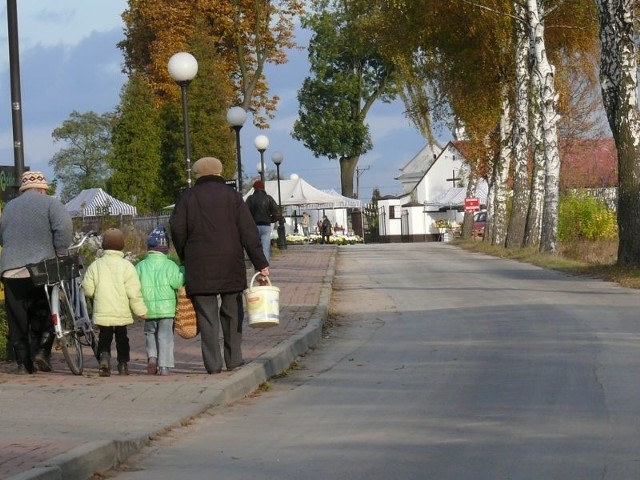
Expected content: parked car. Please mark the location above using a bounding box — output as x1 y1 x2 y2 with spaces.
473 211 487 237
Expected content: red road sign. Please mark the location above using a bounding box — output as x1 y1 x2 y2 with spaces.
464 197 480 212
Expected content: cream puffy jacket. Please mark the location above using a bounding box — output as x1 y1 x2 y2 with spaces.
82 250 147 327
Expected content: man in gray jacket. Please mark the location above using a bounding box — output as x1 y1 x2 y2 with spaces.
0 171 73 374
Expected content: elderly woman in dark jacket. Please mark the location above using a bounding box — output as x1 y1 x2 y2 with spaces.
170 157 269 374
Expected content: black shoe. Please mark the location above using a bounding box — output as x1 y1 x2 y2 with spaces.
13 342 35 374
15 364 32 375
99 353 111 377
226 361 246 372
34 332 55 372
34 352 52 373
207 369 222 375
117 362 129 376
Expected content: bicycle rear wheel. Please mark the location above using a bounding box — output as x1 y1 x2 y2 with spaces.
56 287 84 375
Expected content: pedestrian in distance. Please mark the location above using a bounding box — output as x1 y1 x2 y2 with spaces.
0 171 73 374
321 215 332 244
245 179 282 263
301 211 310 238
82 228 147 377
170 157 269 375
135 226 184 376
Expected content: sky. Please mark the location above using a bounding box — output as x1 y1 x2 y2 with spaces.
0 2 437 202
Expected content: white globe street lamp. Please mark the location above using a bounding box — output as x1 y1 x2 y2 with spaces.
254 134 269 182
168 52 198 189
226 106 247 192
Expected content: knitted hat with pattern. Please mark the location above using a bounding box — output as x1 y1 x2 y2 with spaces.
19 171 48 192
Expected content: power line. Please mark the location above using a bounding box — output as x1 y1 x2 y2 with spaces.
355 166 370 199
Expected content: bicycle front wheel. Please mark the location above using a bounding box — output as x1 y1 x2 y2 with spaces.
55 286 84 375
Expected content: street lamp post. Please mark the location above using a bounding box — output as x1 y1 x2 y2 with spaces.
254 134 269 182
7 0 24 195
226 106 247 192
168 52 198 189
272 152 287 250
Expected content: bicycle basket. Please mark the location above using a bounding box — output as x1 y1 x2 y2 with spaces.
27 255 80 286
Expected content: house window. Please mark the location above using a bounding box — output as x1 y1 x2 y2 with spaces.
390 206 402 219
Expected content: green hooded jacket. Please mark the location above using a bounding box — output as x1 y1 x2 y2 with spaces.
135 252 185 319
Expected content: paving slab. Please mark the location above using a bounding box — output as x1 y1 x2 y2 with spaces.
0 245 336 480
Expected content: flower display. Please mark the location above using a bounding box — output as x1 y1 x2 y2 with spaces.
434 219 452 229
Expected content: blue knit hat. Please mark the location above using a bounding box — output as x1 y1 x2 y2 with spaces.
147 226 169 253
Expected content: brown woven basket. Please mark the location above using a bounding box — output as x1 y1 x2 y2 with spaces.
175 287 199 339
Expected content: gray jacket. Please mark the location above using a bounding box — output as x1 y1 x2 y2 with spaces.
0 189 73 273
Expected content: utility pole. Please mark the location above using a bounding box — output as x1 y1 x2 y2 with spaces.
355 166 369 200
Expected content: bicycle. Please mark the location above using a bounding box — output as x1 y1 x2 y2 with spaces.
27 231 99 375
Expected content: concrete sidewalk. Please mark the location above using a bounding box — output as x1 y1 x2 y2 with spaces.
0 245 336 480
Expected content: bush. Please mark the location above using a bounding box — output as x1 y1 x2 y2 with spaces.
558 194 617 242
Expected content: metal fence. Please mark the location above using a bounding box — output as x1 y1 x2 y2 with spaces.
74 213 171 235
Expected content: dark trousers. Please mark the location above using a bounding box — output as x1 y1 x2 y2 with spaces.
193 293 244 373
97 325 130 364
2 277 51 365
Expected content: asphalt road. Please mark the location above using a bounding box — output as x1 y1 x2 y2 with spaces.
106 243 640 480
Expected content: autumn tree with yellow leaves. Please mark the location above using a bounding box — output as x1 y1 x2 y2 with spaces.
109 0 303 205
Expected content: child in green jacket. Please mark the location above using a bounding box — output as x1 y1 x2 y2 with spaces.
135 226 184 376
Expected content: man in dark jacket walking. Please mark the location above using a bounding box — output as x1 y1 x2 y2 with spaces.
170 157 269 374
245 180 282 263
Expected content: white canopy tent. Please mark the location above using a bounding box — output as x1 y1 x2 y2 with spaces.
321 189 362 208
243 178 361 209
244 178 363 236
65 188 137 217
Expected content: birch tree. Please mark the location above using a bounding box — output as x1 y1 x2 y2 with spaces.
526 1 559 252
491 85 514 246
595 0 640 265
505 0 530 248
524 68 546 247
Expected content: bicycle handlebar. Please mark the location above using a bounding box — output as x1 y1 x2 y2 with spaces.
69 231 100 251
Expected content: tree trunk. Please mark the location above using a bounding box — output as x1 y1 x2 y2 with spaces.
524 90 545 247
506 1 530 248
339 155 359 198
484 135 499 244
461 173 479 239
491 84 513 247
528 0 560 253
596 0 640 265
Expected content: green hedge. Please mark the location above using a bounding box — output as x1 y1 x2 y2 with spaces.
558 194 617 242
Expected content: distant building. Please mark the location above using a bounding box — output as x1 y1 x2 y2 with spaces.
376 137 616 243
378 141 487 243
